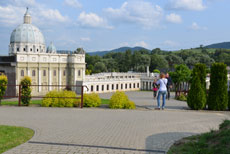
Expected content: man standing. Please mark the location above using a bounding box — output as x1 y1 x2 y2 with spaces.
166 73 172 100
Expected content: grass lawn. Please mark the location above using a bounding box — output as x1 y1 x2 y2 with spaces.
101 98 110 105
168 120 230 154
0 125 34 154
1 100 42 106
1 99 110 106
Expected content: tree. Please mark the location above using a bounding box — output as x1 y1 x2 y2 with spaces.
187 64 207 110
192 63 207 92
93 62 107 73
187 73 206 110
153 69 160 73
0 74 8 105
150 54 169 71
20 76 32 106
207 63 228 110
185 57 198 69
165 54 184 68
170 64 191 96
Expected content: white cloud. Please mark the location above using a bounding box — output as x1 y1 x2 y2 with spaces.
105 1 163 28
80 37 91 41
64 0 82 8
167 0 206 11
189 22 207 30
166 13 182 23
39 9 69 23
164 40 179 47
0 1 69 26
78 12 113 29
134 41 148 48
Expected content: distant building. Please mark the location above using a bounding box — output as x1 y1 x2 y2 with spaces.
0 8 86 96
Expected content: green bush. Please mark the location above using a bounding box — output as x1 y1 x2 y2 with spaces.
0 74 8 104
176 93 187 101
20 76 32 106
83 93 101 107
109 91 135 109
124 101 136 109
207 63 228 110
153 69 160 73
187 74 206 110
192 63 207 91
42 90 77 107
228 91 230 111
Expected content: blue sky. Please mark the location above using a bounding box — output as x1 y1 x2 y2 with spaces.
0 0 229 54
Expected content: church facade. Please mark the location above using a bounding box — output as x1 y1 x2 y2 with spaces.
0 8 86 96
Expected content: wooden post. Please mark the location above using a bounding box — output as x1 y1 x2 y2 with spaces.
81 86 83 108
18 85 21 106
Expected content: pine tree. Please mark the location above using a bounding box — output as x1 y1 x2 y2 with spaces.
207 63 228 110
187 73 206 110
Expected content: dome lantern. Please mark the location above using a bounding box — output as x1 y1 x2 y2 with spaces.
24 7 31 24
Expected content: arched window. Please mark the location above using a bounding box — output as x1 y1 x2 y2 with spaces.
32 70 36 76
21 70 24 77
78 70 81 76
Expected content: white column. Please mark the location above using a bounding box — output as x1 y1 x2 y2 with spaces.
27 67 30 76
48 68 52 91
38 68 41 92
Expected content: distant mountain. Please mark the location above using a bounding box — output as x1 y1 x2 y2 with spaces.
87 46 150 56
205 42 230 49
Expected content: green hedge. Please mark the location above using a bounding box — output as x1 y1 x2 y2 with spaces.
83 93 101 107
228 91 230 111
20 76 32 106
0 74 8 104
207 63 228 110
109 91 135 109
42 90 78 107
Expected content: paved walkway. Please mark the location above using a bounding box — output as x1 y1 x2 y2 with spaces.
0 91 229 154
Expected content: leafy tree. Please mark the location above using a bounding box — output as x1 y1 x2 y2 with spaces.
170 64 191 95
93 62 107 73
20 76 32 106
207 63 228 110
0 74 8 104
185 57 198 69
165 54 184 68
187 73 206 110
150 54 168 71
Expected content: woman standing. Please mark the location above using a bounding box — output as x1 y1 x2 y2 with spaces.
155 73 168 110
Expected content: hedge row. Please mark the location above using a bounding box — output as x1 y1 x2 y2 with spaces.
188 63 229 111
42 90 78 107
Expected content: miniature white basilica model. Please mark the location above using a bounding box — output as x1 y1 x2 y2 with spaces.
0 8 86 96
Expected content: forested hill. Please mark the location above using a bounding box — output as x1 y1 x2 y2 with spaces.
87 46 150 56
205 42 230 49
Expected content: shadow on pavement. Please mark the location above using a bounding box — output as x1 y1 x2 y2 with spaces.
145 132 195 154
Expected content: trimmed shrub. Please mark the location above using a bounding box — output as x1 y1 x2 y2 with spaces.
176 93 187 101
207 63 228 110
42 90 77 107
109 91 135 109
192 63 207 91
124 101 136 109
0 74 8 104
83 93 101 107
20 76 32 106
228 91 230 111
187 74 206 110
153 69 160 73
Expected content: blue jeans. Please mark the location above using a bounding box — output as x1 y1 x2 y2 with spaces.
157 91 167 108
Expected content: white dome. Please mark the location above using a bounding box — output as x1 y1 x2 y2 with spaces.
10 24 45 45
47 42 56 53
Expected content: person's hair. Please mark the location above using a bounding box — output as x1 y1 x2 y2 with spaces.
160 73 165 79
